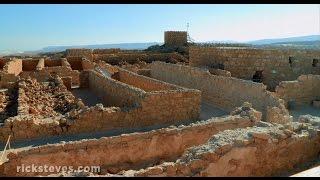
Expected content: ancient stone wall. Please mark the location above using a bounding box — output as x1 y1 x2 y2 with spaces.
0 112 259 176
3 59 22 76
189 47 320 90
275 74 320 105
87 70 201 126
150 62 290 123
44 59 62 67
67 59 84 71
93 48 121 54
164 31 187 47
116 69 180 92
87 70 146 107
22 59 39 71
93 52 186 65
125 122 320 177
66 49 93 61
20 66 80 86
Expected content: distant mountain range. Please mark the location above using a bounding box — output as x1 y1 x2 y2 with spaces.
1 35 319 56
246 35 320 45
39 42 161 53
0 42 161 56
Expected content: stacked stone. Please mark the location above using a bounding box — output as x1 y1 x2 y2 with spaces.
164 31 188 47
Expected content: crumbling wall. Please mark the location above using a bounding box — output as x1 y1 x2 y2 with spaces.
66 49 93 61
150 62 290 124
93 52 186 65
0 69 202 142
164 31 188 47
126 122 320 177
0 110 259 176
189 47 320 90
275 74 320 105
19 66 80 86
93 48 121 54
3 59 22 76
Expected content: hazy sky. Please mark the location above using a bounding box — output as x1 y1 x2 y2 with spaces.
0 4 319 51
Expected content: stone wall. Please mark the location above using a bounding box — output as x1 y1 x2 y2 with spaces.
44 59 62 67
150 62 290 124
93 52 187 65
0 67 201 142
275 74 320 105
116 69 180 92
0 112 259 176
93 48 121 54
3 59 22 76
66 49 93 61
88 70 146 107
20 66 80 86
87 69 201 126
22 59 39 71
67 59 84 71
189 47 320 90
164 31 187 47
125 122 320 177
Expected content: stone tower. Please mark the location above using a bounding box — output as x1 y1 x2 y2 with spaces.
164 31 188 47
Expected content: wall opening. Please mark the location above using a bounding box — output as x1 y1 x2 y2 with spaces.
312 59 318 67
252 70 263 83
289 57 294 67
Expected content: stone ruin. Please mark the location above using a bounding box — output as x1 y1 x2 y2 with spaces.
0 33 320 177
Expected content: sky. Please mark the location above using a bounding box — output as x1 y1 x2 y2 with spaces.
0 4 319 52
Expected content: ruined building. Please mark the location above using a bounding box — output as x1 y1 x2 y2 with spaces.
0 31 319 177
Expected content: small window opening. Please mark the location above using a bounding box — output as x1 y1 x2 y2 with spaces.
312 59 318 67
289 57 294 67
252 70 263 83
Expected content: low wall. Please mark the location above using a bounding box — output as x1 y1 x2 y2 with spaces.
275 74 320 105
116 69 180 92
0 113 259 176
94 52 187 65
66 49 93 61
0 69 200 142
150 62 290 124
93 48 121 54
88 70 146 107
87 70 201 126
19 66 80 86
128 123 320 177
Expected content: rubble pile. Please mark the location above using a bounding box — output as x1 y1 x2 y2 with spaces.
0 88 18 124
19 76 81 117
